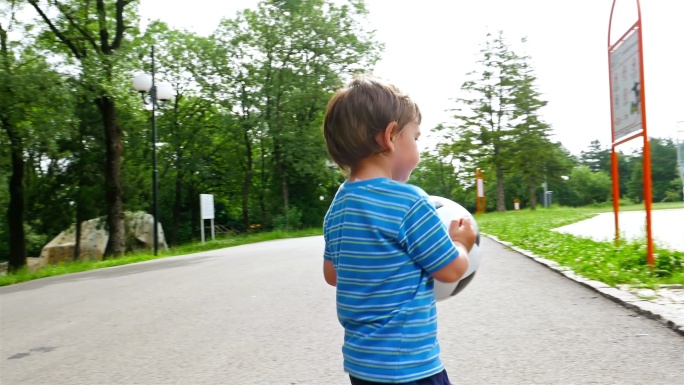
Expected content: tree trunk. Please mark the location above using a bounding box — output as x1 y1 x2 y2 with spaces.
259 137 267 228
189 184 198 240
242 126 252 230
5 119 26 272
495 164 506 212
274 143 289 230
1 25 26 271
281 171 289 229
74 196 83 260
172 154 182 246
528 181 537 211
96 95 125 257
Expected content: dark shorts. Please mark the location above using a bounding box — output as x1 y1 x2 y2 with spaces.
349 369 452 385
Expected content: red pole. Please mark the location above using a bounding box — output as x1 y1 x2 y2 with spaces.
475 168 485 215
608 0 620 245
636 0 655 266
610 150 620 243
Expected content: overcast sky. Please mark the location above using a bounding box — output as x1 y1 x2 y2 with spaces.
140 0 684 155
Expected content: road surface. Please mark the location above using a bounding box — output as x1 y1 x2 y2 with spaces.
1 237 683 384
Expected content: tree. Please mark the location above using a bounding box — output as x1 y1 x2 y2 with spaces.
566 166 612 206
0 5 26 270
445 32 524 212
627 138 679 203
507 57 568 210
1 2 76 270
211 0 381 229
580 140 610 173
410 151 459 199
28 0 138 257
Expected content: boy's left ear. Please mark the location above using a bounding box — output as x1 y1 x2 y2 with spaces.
381 121 398 152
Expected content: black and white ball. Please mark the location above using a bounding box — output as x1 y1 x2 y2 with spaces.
429 196 483 301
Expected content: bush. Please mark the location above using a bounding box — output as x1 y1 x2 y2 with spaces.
272 206 303 231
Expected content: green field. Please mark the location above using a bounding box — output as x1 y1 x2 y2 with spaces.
3 203 683 288
477 205 684 288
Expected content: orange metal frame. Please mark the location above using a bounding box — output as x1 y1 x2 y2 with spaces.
608 0 654 266
475 168 485 215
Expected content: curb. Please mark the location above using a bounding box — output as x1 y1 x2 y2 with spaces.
484 234 684 337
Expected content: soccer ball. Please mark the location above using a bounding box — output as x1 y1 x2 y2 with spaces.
429 196 483 301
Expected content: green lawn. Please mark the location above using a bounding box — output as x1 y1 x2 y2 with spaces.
0 228 322 287
3 202 684 288
586 200 684 213
477 206 684 288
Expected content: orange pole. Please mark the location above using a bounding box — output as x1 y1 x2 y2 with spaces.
475 168 480 215
608 0 620 245
636 0 655 266
610 150 620 243
475 168 485 215
481 169 485 215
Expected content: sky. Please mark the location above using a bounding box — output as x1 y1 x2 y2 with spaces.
139 0 684 156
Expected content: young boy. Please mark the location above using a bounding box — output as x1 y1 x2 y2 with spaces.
322 75 477 385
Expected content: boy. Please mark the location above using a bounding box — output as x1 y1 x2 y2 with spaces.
322 74 477 385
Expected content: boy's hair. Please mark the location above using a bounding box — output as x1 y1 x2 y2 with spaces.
323 74 422 173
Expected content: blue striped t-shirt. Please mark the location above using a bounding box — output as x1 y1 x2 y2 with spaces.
323 177 460 383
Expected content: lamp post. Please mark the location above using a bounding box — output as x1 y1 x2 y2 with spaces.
132 46 174 255
677 121 684 200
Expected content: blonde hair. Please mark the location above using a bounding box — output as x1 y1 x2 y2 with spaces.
323 74 421 173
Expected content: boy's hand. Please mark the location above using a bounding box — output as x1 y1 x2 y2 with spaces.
449 218 476 251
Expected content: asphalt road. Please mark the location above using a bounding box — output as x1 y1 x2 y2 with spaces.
1 237 683 385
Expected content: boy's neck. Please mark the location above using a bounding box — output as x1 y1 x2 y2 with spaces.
349 155 392 182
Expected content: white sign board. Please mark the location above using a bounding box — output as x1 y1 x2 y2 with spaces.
200 194 214 219
610 29 641 142
476 178 485 198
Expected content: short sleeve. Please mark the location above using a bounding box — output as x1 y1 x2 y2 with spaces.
398 197 459 274
323 238 333 261
323 215 333 262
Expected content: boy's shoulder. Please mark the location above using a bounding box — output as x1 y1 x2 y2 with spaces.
343 178 430 205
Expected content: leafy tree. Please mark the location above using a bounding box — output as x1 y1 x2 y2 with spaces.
627 138 679 203
507 58 570 210
1 2 76 269
28 0 140 257
580 140 611 173
445 32 526 211
566 166 612 206
410 152 459 199
211 0 381 229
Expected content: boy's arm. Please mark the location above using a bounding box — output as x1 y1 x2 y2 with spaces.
323 259 337 287
431 242 469 283
323 228 337 286
400 197 470 283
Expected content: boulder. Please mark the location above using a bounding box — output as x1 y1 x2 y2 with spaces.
33 212 167 271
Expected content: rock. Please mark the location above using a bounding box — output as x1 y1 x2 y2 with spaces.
636 289 657 298
32 212 168 271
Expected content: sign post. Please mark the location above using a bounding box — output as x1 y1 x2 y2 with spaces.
677 121 684 199
475 168 485 215
200 194 215 244
608 0 654 266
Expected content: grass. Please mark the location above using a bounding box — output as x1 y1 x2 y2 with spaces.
0 228 322 287
586 200 684 213
4 203 684 288
477 206 684 288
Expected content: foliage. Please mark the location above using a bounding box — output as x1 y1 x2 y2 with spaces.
478 208 684 287
1 0 380 264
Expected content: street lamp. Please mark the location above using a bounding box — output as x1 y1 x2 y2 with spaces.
132 45 173 255
677 121 684 200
